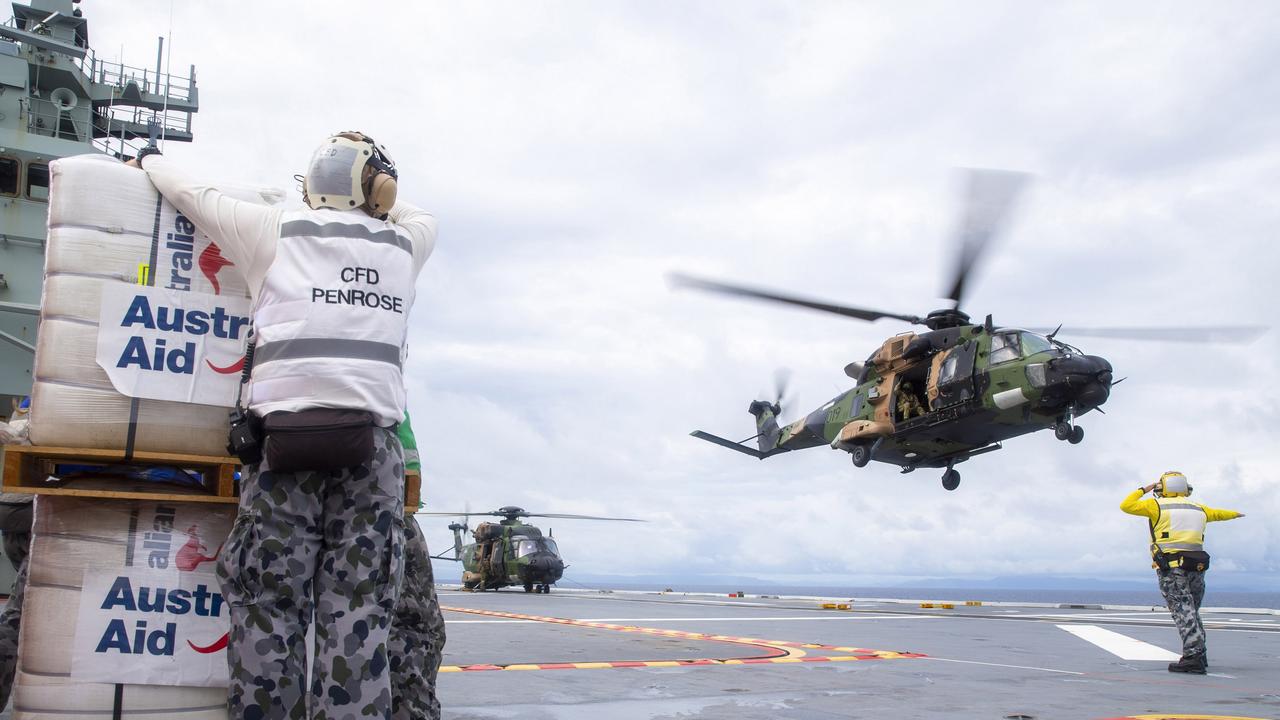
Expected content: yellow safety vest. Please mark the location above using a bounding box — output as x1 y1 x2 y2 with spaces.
1149 497 1207 567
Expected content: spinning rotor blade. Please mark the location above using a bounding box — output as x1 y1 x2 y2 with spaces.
521 513 646 522
945 169 1031 310
1027 325 1268 344
669 272 924 325
774 367 791 409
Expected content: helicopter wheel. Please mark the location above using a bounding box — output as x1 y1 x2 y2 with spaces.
523 582 534 593
1054 421 1073 441
850 444 871 468
941 469 961 491
1068 425 1085 444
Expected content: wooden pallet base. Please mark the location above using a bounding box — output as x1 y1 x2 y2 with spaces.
1 444 237 504
2 446 423 511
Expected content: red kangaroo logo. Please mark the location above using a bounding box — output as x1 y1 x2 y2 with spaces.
175 524 223 572
198 242 233 295
179 524 231 654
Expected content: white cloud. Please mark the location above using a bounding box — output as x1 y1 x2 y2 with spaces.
85 0 1280 587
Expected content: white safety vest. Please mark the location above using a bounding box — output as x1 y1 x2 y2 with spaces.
248 209 417 426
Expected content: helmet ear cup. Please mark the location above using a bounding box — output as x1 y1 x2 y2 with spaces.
366 172 397 216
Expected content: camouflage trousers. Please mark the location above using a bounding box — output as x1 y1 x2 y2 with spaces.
0 529 30 711
218 427 406 720
390 518 445 720
1158 567 1207 658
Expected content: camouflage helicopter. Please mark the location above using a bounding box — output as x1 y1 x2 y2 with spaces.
674 170 1264 491
423 506 644 593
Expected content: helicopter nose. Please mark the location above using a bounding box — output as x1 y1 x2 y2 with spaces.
1073 355 1113 409
529 553 564 579
1037 354 1113 410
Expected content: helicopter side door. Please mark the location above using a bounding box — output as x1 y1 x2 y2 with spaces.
931 340 978 408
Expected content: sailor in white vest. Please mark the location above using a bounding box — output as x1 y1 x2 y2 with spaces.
139 132 435 720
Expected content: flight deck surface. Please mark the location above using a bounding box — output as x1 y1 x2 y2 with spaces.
436 588 1280 720
2 587 1275 719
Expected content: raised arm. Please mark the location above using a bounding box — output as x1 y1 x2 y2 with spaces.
386 200 438 274
1120 486 1158 519
140 154 283 296
1202 505 1245 522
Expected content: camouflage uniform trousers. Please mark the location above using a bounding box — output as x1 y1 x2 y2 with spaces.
1158 567 1207 659
389 517 445 720
0 528 30 711
217 427 406 720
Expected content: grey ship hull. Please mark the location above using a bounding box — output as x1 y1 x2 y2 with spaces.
436 587 1279 720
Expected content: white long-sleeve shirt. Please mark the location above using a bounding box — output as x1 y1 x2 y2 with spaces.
140 155 437 420
140 154 436 302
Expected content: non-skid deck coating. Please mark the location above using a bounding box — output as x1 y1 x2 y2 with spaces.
437 588 1280 720
2 588 1275 720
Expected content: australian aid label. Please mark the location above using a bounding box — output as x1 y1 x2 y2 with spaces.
96 283 251 406
71 567 231 687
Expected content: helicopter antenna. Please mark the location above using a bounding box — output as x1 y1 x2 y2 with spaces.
1046 323 1063 341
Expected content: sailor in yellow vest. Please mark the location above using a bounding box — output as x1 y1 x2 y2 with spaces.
1120 471 1244 674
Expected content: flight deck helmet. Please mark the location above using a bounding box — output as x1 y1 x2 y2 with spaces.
1157 471 1192 497
301 131 398 219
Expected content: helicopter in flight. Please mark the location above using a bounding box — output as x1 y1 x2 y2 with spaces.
423 506 644 593
674 170 1264 491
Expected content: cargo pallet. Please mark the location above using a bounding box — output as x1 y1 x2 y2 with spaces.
1 444 239 504
2 445 423 511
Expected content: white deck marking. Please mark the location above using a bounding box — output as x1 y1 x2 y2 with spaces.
1057 624 1180 660
444 614 941 624
921 657 1084 675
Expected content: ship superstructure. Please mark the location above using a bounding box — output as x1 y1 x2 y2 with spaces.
0 0 198 585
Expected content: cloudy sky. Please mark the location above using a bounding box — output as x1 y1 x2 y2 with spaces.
88 1 1279 588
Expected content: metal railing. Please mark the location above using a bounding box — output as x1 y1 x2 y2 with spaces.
93 56 196 105
2 14 197 105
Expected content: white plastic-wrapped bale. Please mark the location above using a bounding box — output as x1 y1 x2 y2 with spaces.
13 496 234 716
29 153 280 456
13 671 227 719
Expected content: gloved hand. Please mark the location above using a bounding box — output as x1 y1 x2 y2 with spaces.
135 143 162 163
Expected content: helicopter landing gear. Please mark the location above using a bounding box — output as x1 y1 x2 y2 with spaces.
941 463 960 491
850 443 871 468
524 582 534 593
537 584 551 594
1055 421 1085 444
1055 406 1083 443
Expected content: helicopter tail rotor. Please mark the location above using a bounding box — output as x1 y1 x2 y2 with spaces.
748 398 783 454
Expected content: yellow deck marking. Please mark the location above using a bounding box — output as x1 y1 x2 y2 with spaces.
439 605 924 672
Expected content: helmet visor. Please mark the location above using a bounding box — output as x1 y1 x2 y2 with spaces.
307 143 362 198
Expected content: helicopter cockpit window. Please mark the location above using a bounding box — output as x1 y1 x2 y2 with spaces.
515 538 559 556
989 332 1021 365
1019 332 1054 357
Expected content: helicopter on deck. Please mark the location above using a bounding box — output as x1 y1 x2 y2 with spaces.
674 170 1264 490
424 506 644 593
